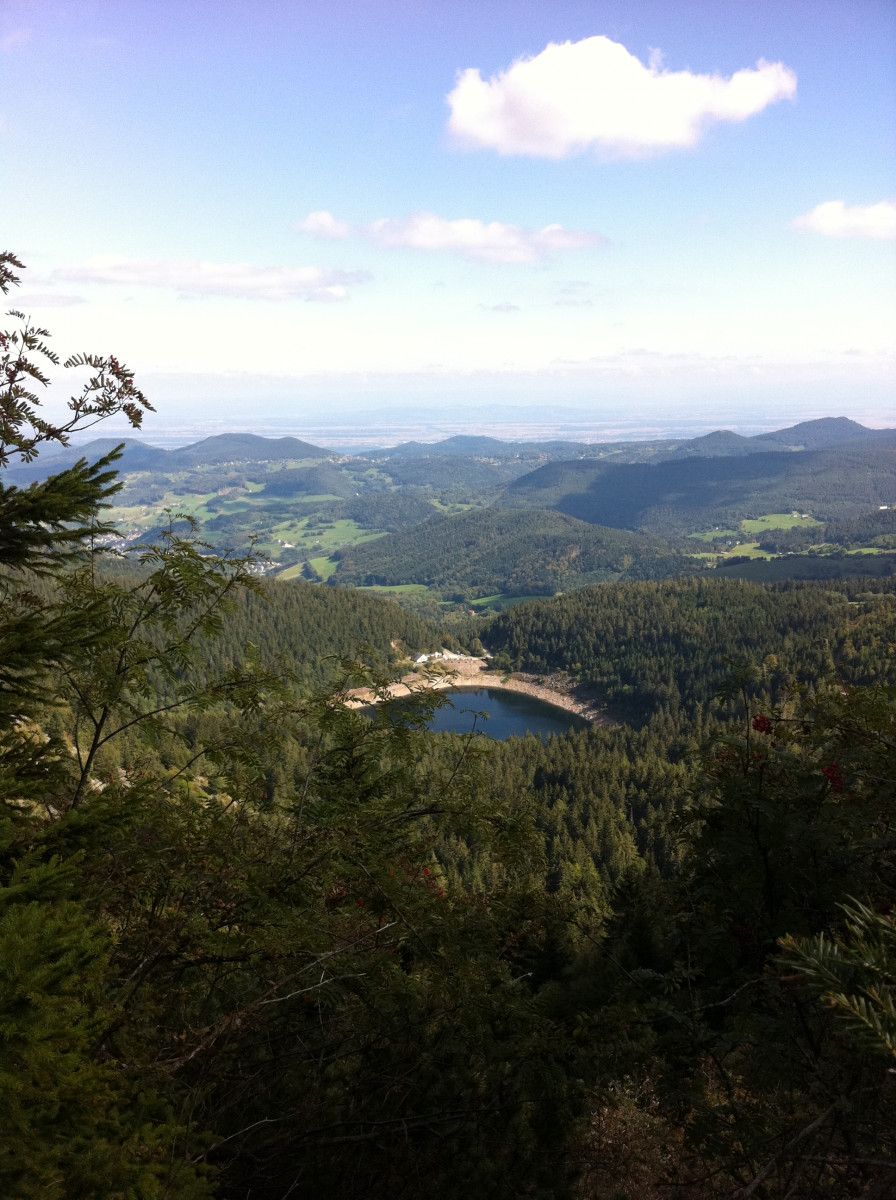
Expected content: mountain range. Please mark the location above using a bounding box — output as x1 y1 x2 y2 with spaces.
5 416 893 487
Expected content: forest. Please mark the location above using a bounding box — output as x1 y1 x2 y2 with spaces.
333 508 700 596
2 252 895 1198
499 442 896 534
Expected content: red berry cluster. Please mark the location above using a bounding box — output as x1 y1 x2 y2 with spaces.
822 762 844 793
752 714 773 734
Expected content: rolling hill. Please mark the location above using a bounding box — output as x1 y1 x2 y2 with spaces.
500 444 896 533
331 507 700 596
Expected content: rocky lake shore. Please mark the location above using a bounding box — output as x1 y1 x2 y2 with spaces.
345 657 616 726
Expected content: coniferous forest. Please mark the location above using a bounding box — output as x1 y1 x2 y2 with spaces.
2 252 896 1199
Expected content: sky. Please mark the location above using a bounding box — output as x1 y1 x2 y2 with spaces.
1 0 895 438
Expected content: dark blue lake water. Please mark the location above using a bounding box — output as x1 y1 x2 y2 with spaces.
422 688 589 740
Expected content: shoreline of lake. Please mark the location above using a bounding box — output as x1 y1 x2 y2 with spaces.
345 657 617 726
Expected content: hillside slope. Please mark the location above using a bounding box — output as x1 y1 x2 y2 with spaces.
332 508 699 596
500 445 896 533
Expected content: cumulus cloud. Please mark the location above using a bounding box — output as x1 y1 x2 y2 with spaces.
53 256 371 302
296 210 351 238
445 35 797 158
298 210 602 263
792 199 896 239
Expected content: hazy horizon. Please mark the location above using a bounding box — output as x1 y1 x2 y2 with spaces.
59 408 894 455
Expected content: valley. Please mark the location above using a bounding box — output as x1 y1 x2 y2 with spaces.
8 416 893 614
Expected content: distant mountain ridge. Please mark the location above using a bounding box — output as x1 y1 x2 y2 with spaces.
753 417 873 450
360 418 892 466
2 432 332 484
2 417 892 488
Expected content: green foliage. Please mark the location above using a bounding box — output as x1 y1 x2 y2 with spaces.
261 462 358 498
200 577 444 684
333 489 438 531
577 677 896 1198
0 882 210 1199
484 576 896 721
334 507 699 596
0 251 151 468
781 900 896 1060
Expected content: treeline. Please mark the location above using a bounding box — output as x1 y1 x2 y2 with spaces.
820 505 896 548
78 569 445 689
483 576 896 721
379 453 535 492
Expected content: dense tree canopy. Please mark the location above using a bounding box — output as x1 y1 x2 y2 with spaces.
333 507 699 596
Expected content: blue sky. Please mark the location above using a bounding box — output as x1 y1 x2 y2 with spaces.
2 0 894 434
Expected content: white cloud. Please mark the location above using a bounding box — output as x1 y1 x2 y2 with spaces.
792 200 896 239
13 292 86 308
296 210 351 238
298 210 602 263
446 36 797 158
53 256 371 302
480 302 521 312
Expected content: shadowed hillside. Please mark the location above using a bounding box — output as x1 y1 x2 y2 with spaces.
501 445 896 533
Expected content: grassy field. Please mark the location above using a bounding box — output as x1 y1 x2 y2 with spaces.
276 563 306 581
470 594 551 611
741 513 823 533
718 542 770 560
277 556 341 582
265 523 385 563
689 514 822 543
309 556 339 580
301 521 385 552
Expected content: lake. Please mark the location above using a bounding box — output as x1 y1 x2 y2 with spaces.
420 687 590 740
